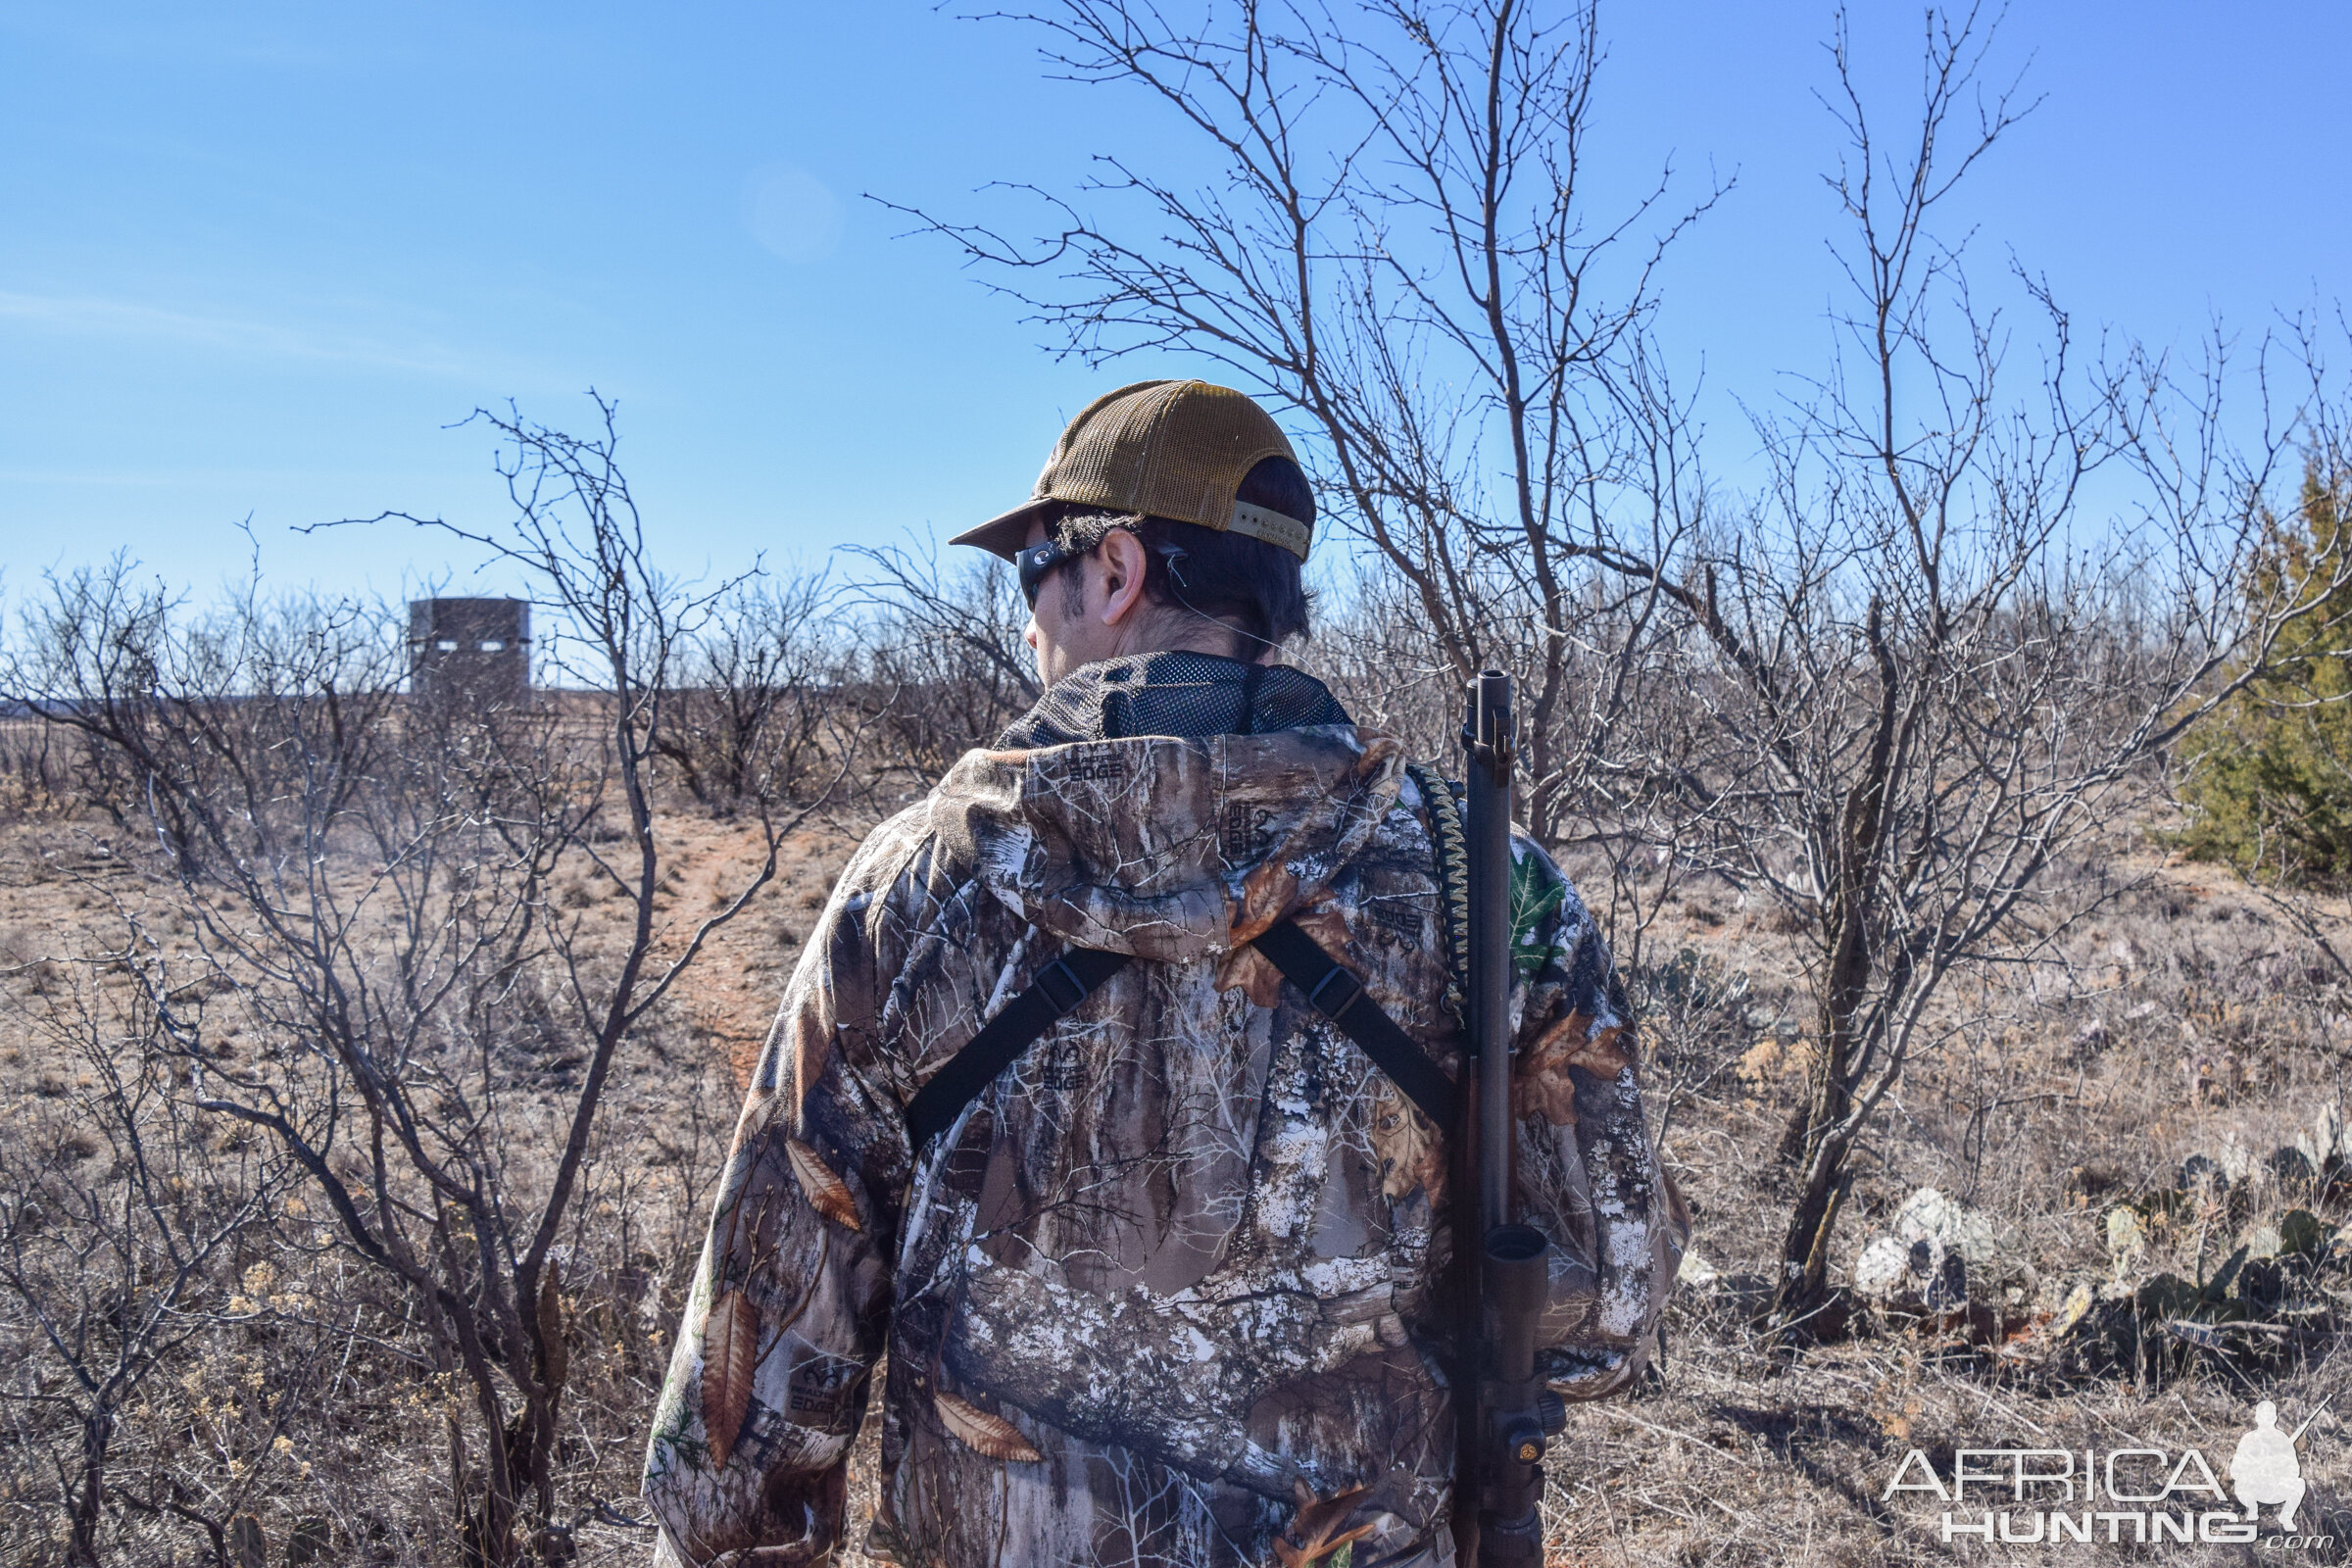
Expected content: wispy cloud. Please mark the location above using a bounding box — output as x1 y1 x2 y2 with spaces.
0 289 509 381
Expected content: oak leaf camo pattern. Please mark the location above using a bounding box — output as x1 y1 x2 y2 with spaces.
642 723 1681 1566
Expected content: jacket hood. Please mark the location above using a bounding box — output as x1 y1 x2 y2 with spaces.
927 725 1405 964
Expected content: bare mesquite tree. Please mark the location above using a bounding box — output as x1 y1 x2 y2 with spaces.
897 0 1718 852
843 542 1041 793
656 574 840 812
0 961 300 1567
1311 564 1730 987
907 0 2352 1319
3 399 853 1563
1674 11 2352 1315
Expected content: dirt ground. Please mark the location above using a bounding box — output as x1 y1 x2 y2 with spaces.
7 795 2352 1566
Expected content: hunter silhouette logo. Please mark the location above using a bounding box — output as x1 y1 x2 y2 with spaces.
2231 1399 2310 1531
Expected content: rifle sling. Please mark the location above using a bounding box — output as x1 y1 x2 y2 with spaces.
903 918 1457 1152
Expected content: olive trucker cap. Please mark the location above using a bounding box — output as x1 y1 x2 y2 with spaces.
949 379 1311 562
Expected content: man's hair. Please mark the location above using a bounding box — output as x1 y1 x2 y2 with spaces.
1047 456 1313 656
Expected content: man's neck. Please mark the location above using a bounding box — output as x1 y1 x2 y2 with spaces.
1111 612 1268 665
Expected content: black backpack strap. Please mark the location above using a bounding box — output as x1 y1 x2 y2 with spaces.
1250 918 1459 1130
903 947 1132 1151
902 922 1457 1152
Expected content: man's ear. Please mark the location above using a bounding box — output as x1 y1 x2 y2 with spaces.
1095 529 1152 628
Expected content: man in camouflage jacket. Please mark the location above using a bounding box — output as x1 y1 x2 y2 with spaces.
643 381 1683 1566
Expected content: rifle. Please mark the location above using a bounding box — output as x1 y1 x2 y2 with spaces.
1455 671 1566 1565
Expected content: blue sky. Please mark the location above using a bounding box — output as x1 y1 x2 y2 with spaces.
1 2 2344 606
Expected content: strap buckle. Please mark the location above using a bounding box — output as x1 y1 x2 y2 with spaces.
1306 964 1365 1023
1036 957 1091 1018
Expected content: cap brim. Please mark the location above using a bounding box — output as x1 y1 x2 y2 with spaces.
948 499 1056 562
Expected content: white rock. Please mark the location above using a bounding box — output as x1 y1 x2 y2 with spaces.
1853 1188 2036 1305
1894 1189 1999 1269
1853 1235 1913 1298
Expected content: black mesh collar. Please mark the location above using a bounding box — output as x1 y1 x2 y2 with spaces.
995 651 1351 748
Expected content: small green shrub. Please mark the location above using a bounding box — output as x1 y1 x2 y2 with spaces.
2177 462 2352 885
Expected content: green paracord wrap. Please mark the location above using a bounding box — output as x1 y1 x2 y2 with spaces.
1404 760 1472 1028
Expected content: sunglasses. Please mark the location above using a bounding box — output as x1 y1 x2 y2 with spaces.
1015 539 1078 611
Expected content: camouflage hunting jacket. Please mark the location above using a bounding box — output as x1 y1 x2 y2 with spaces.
642 654 1682 1567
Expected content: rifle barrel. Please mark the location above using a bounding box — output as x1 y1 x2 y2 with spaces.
1467 670 1514 1230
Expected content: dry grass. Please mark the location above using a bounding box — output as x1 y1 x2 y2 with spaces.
0 803 855 1565
6 788 2351 1564
1576 830 2352 1564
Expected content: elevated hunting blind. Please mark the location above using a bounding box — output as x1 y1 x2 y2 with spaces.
408 598 530 703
